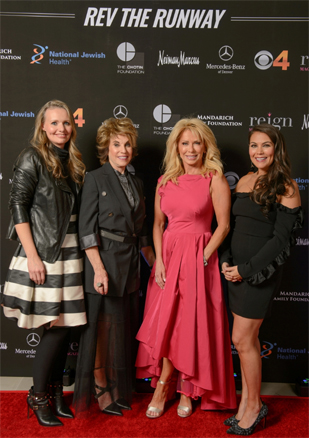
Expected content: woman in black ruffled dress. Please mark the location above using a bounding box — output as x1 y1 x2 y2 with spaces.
221 124 302 436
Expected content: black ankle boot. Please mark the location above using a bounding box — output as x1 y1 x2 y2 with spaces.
27 387 63 427
49 382 74 419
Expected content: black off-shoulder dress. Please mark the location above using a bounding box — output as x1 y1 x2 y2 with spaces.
221 193 302 319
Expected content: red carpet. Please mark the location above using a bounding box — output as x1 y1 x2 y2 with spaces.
0 392 308 438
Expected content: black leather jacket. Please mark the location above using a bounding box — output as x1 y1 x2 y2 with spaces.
7 146 81 263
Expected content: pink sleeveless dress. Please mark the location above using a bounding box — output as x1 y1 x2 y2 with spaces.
136 174 236 410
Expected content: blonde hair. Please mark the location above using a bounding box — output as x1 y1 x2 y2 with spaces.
31 100 86 185
96 118 138 165
160 118 223 186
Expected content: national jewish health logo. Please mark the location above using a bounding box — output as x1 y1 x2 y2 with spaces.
260 340 276 359
116 42 144 74
30 44 48 64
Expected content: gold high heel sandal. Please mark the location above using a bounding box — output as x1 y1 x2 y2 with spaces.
177 394 192 418
146 379 171 419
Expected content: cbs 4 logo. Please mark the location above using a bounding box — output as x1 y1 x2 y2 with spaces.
254 50 290 71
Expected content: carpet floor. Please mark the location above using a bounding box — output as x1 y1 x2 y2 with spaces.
0 392 308 438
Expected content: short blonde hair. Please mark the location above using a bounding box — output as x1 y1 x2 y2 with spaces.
160 118 223 186
97 118 138 165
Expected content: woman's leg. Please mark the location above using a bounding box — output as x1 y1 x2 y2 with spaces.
93 315 114 410
33 327 70 392
232 313 263 428
146 358 175 417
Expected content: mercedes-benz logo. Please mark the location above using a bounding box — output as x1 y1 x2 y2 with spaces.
113 105 128 119
26 333 40 347
219 45 234 62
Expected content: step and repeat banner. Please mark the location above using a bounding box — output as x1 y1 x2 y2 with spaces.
0 1 308 384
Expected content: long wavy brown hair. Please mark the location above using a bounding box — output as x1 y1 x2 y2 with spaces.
160 118 223 187
249 123 294 215
31 100 86 185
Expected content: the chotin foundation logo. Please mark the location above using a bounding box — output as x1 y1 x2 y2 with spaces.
116 42 144 74
206 45 245 74
152 104 180 135
249 112 292 130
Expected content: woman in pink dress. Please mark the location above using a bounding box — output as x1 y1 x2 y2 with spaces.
136 118 236 418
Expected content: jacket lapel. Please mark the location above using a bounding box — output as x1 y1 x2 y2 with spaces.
102 162 135 233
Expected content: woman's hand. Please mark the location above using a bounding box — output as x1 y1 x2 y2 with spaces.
85 246 109 295
223 264 242 282
28 254 46 285
155 259 166 289
94 268 109 295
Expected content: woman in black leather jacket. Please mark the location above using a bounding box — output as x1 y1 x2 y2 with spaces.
2 100 87 427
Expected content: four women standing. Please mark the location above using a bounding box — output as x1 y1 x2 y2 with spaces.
2 105 302 435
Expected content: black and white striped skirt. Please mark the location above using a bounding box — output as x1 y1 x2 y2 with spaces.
2 215 87 329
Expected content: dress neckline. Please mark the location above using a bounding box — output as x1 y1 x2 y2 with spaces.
178 174 206 181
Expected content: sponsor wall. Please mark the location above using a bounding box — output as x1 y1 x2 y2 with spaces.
0 1 308 384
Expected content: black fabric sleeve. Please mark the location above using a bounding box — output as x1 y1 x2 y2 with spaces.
238 205 303 284
9 148 39 225
78 172 101 250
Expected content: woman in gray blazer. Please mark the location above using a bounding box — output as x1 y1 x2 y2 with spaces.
73 118 155 416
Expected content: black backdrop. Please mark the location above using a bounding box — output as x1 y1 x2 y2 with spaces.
1 1 308 383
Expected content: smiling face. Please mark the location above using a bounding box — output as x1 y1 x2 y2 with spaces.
42 107 73 149
108 134 133 173
177 129 206 174
249 131 275 174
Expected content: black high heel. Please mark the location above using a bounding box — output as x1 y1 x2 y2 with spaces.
226 403 268 436
115 398 131 410
94 383 122 416
27 387 63 427
224 414 240 426
49 382 74 419
107 378 131 410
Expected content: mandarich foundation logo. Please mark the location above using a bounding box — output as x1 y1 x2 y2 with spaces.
30 44 48 64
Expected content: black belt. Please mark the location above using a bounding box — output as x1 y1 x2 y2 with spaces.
100 229 137 245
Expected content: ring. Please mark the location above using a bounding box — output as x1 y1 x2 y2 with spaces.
97 282 103 287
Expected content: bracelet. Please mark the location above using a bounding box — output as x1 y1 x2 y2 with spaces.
203 256 208 267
